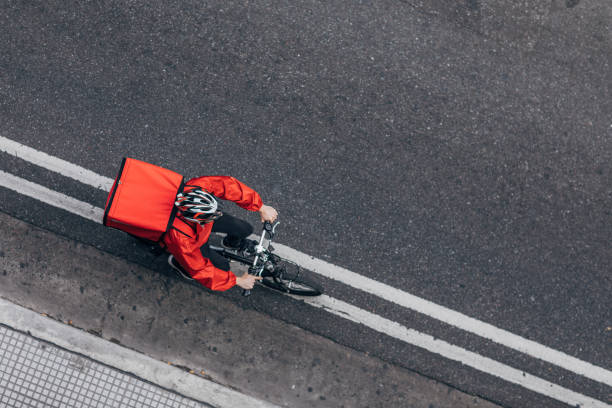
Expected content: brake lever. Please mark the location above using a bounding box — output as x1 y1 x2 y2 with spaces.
264 221 280 239
242 265 260 297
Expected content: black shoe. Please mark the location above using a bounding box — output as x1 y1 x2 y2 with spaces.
222 237 255 254
168 255 194 281
222 236 242 250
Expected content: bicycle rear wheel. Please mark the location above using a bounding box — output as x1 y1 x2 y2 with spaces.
261 258 323 296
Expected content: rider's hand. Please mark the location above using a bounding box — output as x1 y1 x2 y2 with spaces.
235 273 262 290
259 205 278 223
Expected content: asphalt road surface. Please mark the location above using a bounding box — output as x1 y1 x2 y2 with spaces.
1 1 611 407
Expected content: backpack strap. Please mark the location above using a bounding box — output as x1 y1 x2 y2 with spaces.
162 177 186 239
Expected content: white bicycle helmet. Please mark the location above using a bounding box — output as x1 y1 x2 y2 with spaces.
175 188 222 224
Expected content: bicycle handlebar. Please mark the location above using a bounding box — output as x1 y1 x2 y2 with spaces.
242 221 279 297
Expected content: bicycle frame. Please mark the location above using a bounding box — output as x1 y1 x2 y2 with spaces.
208 221 279 296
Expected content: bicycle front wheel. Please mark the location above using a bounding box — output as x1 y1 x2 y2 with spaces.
261 258 323 296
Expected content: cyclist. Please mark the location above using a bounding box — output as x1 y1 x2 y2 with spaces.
164 176 278 291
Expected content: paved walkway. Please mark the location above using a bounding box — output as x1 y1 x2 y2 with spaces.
0 324 208 408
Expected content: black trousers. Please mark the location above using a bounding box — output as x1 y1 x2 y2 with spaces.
201 214 253 271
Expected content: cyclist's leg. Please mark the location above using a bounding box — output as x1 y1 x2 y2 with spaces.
211 214 254 248
201 244 231 271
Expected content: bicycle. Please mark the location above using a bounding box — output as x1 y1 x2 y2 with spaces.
208 221 323 297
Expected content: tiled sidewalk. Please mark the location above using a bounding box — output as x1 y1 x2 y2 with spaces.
0 324 210 408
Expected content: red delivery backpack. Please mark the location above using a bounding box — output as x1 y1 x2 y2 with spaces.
103 158 185 242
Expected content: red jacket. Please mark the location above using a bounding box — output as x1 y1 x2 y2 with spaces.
163 176 263 291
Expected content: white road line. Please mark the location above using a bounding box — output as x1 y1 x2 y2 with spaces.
1 136 611 399
274 243 612 387
0 135 114 191
0 298 279 408
296 295 610 408
0 170 104 223
1 172 610 408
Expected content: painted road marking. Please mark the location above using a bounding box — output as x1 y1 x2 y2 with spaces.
0 170 104 223
274 243 612 387
0 173 609 408
297 294 610 408
0 136 114 191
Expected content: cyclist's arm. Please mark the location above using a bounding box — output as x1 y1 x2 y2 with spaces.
186 176 263 211
164 230 237 291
